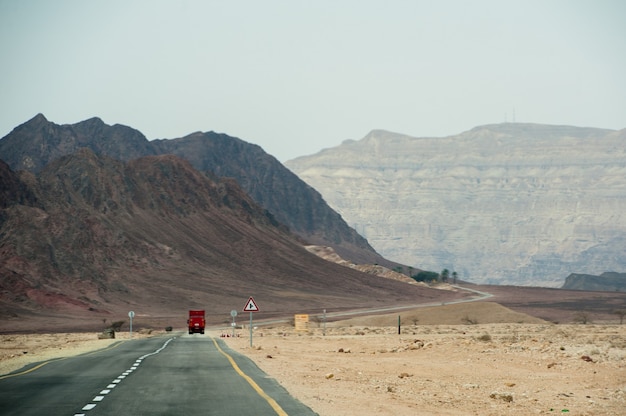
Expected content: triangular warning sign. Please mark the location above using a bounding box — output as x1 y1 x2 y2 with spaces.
243 296 259 312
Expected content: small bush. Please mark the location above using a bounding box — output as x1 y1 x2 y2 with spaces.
110 320 125 331
462 315 478 325
573 311 591 324
476 333 492 342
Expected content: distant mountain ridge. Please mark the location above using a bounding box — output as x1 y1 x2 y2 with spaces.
0 114 386 266
286 123 626 286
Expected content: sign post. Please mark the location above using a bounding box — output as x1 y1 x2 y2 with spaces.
242 297 259 347
128 311 135 338
230 310 237 338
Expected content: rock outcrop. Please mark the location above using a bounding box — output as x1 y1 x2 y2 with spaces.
562 272 626 292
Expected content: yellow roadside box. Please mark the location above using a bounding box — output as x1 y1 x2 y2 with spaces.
294 314 309 331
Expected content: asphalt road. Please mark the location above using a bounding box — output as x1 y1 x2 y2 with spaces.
0 334 316 416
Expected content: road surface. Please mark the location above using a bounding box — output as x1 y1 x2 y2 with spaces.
0 334 316 416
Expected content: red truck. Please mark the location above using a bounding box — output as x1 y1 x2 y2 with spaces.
188 310 205 334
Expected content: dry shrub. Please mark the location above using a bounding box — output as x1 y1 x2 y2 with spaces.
476 333 492 342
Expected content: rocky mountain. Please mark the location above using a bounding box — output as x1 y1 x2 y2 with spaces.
562 272 626 292
285 124 626 287
0 114 385 266
1 150 459 331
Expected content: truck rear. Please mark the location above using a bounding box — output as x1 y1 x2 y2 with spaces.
188 310 205 334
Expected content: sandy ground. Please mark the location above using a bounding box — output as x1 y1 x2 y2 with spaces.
0 329 157 377
2 303 625 415
222 303 626 416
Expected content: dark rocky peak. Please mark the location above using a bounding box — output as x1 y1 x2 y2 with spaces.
126 153 282 228
0 115 387 266
152 131 268 177
0 114 155 173
4 113 50 135
154 131 380 263
24 113 49 127
73 116 105 128
71 117 150 148
34 149 277 227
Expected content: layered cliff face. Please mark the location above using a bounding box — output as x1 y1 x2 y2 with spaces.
286 124 626 286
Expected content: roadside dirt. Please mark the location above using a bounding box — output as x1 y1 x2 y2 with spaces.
0 330 157 376
222 302 626 416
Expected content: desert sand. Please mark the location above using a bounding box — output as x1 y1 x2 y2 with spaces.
0 330 155 377
2 302 625 415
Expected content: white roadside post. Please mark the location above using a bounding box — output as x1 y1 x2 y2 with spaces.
230 310 237 337
128 311 135 338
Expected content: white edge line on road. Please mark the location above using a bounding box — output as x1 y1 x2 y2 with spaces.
73 337 175 414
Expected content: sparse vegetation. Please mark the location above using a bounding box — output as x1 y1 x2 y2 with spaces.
462 315 479 325
411 271 439 283
476 333 492 342
573 311 591 324
110 320 125 331
613 309 626 324
309 315 321 327
411 268 458 284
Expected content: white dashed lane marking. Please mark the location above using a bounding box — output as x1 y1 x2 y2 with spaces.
72 337 174 415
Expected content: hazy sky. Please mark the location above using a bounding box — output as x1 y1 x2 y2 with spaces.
1 1 624 161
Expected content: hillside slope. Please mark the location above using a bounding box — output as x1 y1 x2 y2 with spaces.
0 114 383 266
0 151 463 331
